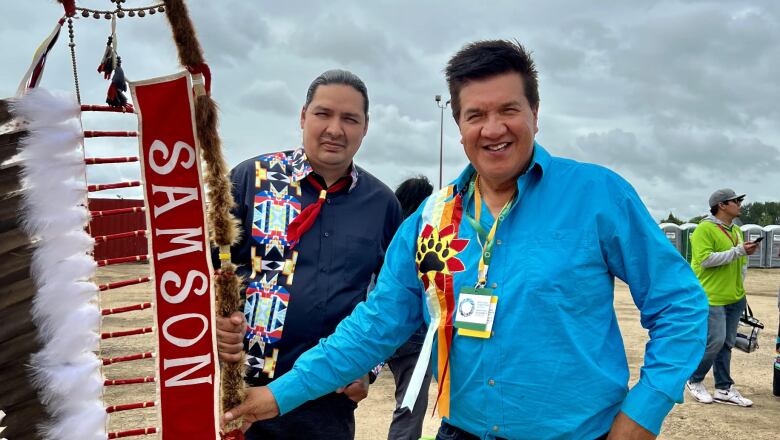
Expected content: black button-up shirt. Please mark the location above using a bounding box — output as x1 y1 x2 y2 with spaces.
224 151 402 386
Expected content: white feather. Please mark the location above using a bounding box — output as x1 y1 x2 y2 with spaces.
32 282 97 323
17 120 82 153
21 207 90 240
10 88 80 127
18 147 84 170
39 401 107 440
33 330 100 363
17 88 108 440
33 254 96 287
34 281 97 303
32 304 100 349
31 231 94 275
20 193 88 236
31 284 98 342
20 155 85 184
30 353 102 405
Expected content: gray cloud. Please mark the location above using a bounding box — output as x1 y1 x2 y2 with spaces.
2 0 778 220
238 80 298 115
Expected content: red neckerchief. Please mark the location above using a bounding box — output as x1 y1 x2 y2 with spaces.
286 174 350 248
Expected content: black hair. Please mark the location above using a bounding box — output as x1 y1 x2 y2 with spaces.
304 69 369 117
445 39 539 121
710 206 719 215
395 176 434 219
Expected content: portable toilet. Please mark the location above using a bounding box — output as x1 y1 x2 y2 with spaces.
679 223 697 262
660 223 683 255
764 225 780 268
740 224 765 268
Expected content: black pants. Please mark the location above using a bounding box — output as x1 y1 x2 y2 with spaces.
387 340 433 440
245 392 357 440
435 421 609 440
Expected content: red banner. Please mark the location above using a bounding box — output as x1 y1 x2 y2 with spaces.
130 72 219 439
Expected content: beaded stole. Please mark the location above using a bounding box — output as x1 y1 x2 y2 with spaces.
244 148 310 379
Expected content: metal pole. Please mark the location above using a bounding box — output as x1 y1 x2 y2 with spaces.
435 95 450 189
439 104 444 189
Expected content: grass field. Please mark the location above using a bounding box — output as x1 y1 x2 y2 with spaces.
98 264 780 439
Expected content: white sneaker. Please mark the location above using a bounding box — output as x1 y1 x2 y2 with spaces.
713 386 753 407
686 380 713 403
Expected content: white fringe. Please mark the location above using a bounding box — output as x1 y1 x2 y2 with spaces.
15 88 106 440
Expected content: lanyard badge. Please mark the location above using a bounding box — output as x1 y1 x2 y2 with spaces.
454 175 515 339
454 286 497 338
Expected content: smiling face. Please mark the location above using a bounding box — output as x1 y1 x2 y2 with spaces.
300 84 368 176
457 72 539 187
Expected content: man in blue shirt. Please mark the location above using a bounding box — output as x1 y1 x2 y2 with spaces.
216 69 402 439
222 41 707 440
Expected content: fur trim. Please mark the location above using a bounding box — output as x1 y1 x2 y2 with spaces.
196 96 239 246
215 263 245 432
164 0 245 426
162 0 205 67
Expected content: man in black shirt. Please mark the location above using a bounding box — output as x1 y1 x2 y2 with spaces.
216 69 402 439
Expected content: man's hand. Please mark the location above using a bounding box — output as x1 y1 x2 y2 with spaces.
222 386 279 428
743 242 759 256
607 412 656 440
335 374 370 403
217 311 245 363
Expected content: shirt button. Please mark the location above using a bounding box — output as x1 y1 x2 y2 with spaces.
492 425 500 432
496 239 502 245
488 379 495 386
320 267 327 273
326 199 332 204
490 282 497 289
324 232 330 237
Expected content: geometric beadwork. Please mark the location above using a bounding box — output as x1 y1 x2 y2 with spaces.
244 148 311 379
244 277 289 346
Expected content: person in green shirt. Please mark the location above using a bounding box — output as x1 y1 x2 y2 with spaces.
685 188 759 407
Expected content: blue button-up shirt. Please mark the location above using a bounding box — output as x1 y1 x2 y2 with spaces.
268 144 707 439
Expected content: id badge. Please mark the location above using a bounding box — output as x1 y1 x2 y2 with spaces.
454 287 498 339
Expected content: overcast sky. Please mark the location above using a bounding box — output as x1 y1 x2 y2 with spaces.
2 0 778 220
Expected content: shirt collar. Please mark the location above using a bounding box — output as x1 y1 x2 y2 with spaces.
290 147 359 192
452 141 549 195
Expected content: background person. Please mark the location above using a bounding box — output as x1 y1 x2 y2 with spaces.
386 176 434 440
685 189 758 407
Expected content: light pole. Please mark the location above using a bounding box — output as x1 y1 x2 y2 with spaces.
435 95 450 189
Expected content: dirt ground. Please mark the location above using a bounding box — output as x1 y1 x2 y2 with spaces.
98 264 779 439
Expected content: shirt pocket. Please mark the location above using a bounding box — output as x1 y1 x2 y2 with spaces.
523 229 605 298
336 233 380 290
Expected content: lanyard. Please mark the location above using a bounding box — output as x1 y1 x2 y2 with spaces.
716 224 738 247
464 174 516 287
